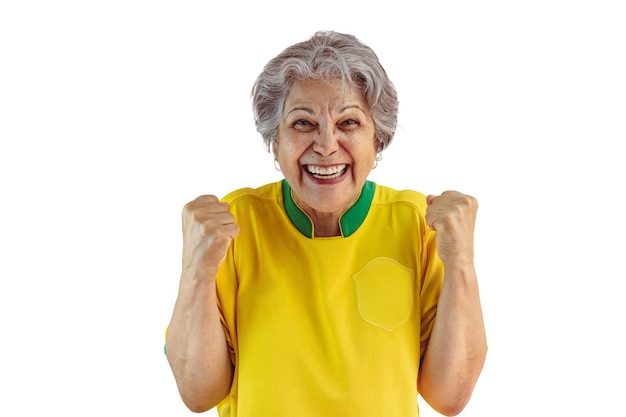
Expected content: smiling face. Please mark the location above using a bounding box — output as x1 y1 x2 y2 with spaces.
274 78 377 230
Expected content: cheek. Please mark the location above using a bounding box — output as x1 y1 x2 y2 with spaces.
355 144 377 167
276 144 300 170
277 139 307 161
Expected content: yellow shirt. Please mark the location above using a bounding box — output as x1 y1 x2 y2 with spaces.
216 180 443 417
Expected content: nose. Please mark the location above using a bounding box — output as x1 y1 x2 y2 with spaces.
313 125 339 156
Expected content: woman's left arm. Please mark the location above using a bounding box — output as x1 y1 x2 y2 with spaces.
418 191 488 416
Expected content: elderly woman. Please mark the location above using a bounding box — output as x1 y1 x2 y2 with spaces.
166 31 487 417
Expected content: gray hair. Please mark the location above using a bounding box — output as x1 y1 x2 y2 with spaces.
251 31 399 153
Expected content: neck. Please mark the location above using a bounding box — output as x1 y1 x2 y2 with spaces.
282 180 376 239
310 211 342 237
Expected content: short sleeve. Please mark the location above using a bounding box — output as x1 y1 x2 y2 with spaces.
418 227 445 360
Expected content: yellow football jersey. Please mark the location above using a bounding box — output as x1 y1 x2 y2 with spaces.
215 180 444 417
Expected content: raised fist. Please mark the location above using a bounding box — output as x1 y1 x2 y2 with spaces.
181 195 240 277
425 191 478 267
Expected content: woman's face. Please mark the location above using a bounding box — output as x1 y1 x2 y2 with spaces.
275 78 377 217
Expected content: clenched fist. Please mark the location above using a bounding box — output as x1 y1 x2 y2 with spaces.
181 195 240 278
425 191 478 267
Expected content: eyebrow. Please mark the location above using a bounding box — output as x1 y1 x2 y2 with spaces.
287 107 314 115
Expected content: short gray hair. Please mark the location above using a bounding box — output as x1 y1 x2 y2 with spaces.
251 31 398 152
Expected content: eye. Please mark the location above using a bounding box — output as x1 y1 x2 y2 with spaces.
339 119 360 130
292 119 317 132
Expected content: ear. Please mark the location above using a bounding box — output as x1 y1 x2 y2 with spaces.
271 138 279 158
374 137 383 154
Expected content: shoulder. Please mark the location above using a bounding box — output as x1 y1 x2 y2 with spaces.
221 181 282 206
373 183 428 216
221 181 282 213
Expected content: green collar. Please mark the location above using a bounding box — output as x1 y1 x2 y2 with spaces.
282 179 375 238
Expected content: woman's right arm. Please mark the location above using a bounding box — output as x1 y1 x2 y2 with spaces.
165 195 240 412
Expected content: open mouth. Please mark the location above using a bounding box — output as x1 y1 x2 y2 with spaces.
304 164 348 180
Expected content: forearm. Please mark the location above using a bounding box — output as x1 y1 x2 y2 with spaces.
418 264 487 416
166 268 232 412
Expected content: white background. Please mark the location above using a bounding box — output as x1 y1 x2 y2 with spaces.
1 1 624 415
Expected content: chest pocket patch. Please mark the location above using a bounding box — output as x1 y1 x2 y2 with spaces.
353 257 412 331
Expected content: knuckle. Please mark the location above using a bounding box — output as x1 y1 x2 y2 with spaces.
461 195 478 212
183 194 219 210
200 220 219 236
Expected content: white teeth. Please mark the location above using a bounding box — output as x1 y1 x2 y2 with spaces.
306 164 347 179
